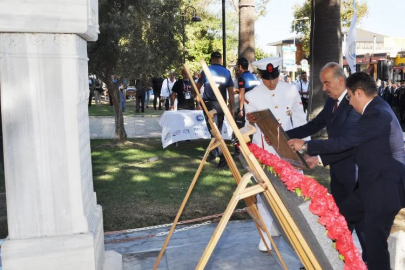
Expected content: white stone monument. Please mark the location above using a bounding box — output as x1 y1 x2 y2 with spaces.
0 0 121 269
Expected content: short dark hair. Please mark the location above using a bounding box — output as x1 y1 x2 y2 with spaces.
301 71 307 75
211 51 222 59
237 57 249 69
346 72 377 97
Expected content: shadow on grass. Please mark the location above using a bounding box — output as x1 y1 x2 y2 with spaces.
91 138 248 231
91 138 331 233
0 138 331 238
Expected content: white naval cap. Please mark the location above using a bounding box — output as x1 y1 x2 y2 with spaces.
252 57 282 80
252 57 282 70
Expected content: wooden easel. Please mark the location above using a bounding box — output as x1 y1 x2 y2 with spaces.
153 61 321 269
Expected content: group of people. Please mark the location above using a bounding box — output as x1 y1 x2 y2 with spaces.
187 52 404 269
242 57 404 269
88 77 104 106
151 69 201 112
377 79 405 123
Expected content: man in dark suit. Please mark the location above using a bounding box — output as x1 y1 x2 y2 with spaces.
284 63 367 260
152 76 163 110
289 72 405 270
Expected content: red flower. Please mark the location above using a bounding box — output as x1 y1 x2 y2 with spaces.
247 143 366 268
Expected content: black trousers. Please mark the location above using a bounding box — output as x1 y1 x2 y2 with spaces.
164 99 170 110
136 95 144 112
339 191 398 269
153 93 162 109
88 90 94 106
301 97 308 113
203 100 224 159
331 179 367 262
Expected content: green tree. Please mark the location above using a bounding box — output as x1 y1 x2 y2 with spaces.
183 0 239 71
255 47 273 59
293 0 368 57
88 0 182 142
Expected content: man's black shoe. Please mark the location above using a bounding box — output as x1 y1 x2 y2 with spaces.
217 159 227 168
231 152 240 157
206 155 217 162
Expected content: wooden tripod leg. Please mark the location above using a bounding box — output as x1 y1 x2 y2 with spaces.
153 138 217 270
251 204 288 270
196 173 253 270
211 120 288 268
239 184 288 269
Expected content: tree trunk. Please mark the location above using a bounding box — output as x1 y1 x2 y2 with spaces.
239 0 255 66
308 0 342 132
105 73 127 143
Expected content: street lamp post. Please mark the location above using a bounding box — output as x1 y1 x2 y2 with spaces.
181 6 201 63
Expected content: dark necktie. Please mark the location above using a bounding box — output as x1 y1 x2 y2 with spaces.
333 100 338 113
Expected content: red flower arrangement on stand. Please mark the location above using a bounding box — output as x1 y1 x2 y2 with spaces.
248 143 367 270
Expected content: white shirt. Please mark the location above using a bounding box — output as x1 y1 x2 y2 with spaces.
362 97 375 114
318 89 348 164
336 89 347 108
244 81 308 155
161 78 176 98
296 80 310 98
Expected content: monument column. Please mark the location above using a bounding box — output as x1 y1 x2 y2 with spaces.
0 1 121 269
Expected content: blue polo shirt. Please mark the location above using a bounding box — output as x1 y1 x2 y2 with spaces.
238 71 260 93
198 64 234 102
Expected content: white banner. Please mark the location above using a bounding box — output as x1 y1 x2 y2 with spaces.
345 0 357 73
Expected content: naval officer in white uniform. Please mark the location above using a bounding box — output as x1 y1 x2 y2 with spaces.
244 57 309 251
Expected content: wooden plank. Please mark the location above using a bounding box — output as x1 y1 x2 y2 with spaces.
250 109 309 169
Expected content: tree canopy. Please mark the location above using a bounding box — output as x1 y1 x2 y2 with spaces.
293 0 368 57
86 0 274 141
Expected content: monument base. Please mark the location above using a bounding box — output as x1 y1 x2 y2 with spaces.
104 251 123 270
1 205 114 270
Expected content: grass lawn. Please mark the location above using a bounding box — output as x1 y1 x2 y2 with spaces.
88 99 164 117
0 138 331 238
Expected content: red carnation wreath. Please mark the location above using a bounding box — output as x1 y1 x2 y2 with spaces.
247 143 367 270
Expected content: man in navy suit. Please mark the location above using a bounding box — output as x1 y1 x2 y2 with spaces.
289 72 405 270
284 63 367 260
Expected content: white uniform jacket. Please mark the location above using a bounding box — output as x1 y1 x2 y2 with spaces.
244 81 308 154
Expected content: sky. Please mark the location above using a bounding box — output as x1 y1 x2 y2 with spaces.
255 0 405 54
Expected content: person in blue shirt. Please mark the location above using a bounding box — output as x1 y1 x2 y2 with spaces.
232 57 260 156
196 51 234 167
236 57 260 121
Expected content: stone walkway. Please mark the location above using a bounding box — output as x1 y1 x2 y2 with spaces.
105 220 302 270
89 115 162 139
